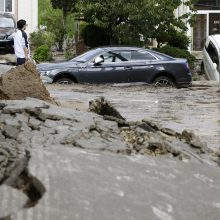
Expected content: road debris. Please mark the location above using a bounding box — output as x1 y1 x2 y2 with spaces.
89 96 125 120
0 62 52 102
89 97 217 163
0 97 220 219
0 65 219 220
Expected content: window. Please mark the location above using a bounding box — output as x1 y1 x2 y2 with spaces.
131 50 156 60
0 0 12 12
206 42 219 65
101 52 115 63
195 0 220 10
118 51 131 61
99 50 157 63
5 0 12 12
100 51 130 63
0 0 4 11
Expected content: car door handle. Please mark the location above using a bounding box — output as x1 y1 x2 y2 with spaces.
124 66 133 70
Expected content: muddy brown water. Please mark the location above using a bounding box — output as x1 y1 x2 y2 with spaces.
47 81 220 150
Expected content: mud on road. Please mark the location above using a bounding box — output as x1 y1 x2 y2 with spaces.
47 81 220 150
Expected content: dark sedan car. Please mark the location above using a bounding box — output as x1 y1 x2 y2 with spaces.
37 47 192 88
0 12 16 54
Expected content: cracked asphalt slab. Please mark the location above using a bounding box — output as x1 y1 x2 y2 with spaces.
8 146 220 220
48 81 220 150
0 97 220 220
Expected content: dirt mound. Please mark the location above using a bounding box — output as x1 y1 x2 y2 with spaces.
0 62 52 101
0 90 9 99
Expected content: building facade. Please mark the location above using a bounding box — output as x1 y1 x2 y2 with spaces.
178 0 220 51
193 0 220 51
0 0 38 34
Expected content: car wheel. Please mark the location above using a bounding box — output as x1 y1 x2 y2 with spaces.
153 76 174 87
55 77 74 84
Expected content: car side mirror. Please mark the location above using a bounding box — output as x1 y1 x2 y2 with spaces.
94 56 104 65
213 63 218 70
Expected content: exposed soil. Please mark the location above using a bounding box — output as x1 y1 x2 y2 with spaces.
0 62 52 102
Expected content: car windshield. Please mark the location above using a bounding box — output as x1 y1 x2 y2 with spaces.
0 17 14 28
71 48 103 63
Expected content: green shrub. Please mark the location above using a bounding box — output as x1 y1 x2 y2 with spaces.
166 31 190 50
33 44 53 62
29 29 55 50
153 46 196 68
156 30 190 50
64 38 75 60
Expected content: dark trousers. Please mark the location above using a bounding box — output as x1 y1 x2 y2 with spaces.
16 58 26 66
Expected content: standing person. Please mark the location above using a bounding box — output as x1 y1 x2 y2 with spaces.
13 19 30 66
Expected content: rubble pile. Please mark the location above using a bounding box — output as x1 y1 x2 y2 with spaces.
0 98 218 167
1 98 220 219
0 142 27 184
0 62 52 102
89 96 125 120
89 97 219 163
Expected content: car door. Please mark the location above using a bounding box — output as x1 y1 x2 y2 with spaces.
126 50 158 83
203 41 220 81
85 51 132 83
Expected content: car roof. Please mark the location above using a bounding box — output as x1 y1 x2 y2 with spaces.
208 35 220 48
99 46 145 51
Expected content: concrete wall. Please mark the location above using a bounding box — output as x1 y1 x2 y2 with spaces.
17 0 38 34
175 2 193 51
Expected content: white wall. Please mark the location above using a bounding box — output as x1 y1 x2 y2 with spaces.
17 0 38 34
176 2 193 50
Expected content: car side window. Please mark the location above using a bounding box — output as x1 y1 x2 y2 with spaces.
131 51 156 60
116 51 131 61
101 52 115 63
206 42 219 66
99 51 130 63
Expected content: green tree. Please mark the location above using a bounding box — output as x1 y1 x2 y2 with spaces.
77 0 197 47
151 0 197 48
81 24 110 48
50 0 76 38
38 0 75 51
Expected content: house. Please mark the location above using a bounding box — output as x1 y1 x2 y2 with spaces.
178 0 220 51
0 0 38 34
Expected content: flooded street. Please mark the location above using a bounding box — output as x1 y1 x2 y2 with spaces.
47 81 220 150
1 68 220 219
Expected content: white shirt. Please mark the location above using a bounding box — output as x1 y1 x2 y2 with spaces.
13 30 27 58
